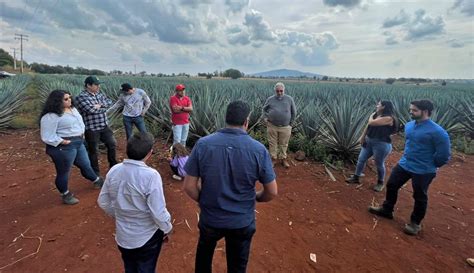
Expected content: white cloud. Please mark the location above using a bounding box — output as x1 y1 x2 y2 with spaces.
0 0 472 78
381 9 445 43
225 0 250 13
451 0 474 16
447 39 464 48
405 9 445 41
244 9 277 41
382 9 410 28
322 0 362 8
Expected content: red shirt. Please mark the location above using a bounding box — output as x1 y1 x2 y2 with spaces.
170 95 192 125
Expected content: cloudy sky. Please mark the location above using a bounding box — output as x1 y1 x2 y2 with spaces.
0 0 473 78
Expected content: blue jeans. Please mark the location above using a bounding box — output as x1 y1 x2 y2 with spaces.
195 221 256 273
84 127 117 176
355 137 392 182
382 164 436 224
123 115 147 140
172 123 189 146
45 137 98 194
118 229 165 273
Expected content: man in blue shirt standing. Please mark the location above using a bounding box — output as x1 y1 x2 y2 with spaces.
369 100 451 235
183 101 278 273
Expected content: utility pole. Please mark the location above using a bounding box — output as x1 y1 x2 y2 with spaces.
10 48 18 70
14 34 29 74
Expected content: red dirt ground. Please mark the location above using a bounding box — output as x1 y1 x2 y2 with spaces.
0 129 472 273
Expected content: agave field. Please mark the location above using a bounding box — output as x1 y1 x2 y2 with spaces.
1 74 473 160
0 75 31 132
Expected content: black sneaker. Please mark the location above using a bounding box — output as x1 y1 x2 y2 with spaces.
345 174 360 184
62 192 79 205
373 183 384 192
93 177 104 189
403 222 421 235
368 206 393 219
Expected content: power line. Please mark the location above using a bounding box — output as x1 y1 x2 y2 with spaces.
14 34 29 73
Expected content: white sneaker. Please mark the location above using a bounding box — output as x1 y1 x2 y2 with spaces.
172 175 182 181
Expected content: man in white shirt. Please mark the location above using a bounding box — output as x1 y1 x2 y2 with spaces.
98 132 172 273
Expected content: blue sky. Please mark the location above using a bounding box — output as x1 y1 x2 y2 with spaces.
0 0 473 78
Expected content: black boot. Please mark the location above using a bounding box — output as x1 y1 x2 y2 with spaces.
373 181 384 192
368 206 393 219
345 174 360 184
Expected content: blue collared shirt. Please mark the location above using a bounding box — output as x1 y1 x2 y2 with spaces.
399 119 451 174
40 108 85 147
184 128 276 229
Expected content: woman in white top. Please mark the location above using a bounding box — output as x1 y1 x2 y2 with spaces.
40 90 103 205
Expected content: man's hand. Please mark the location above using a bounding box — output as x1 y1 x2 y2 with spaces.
93 104 102 110
256 180 277 202
172 105 182 112
61 139 71 145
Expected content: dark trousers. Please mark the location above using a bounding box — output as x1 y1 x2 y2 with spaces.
45 137 98 194
382 164 436 224
196 221 256 273
170 164 179 176
118 229 165 273
84 127 117 175
123 115 147 140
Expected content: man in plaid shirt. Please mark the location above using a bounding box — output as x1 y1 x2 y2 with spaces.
75 76 118 176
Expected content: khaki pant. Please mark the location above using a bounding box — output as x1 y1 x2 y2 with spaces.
267 123 292 159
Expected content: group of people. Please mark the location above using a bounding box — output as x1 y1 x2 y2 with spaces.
39 76 452 273
346 99 450 236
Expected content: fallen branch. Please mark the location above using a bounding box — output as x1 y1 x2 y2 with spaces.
185 219 192 231
372 218 378 230
0 227 43 270
326 190 340 194
439 192 455 197
355 184 364 189
324 165 336 182
324 161 339 170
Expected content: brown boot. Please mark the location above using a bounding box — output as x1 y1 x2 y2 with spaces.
282 159 290 168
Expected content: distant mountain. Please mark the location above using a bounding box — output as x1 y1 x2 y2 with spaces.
251 69 324 78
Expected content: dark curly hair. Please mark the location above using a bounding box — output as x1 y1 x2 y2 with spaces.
40 90 74 118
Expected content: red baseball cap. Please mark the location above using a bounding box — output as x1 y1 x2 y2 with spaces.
175 84 185 91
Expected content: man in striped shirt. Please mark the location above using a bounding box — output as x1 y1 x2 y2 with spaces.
76 76 118 176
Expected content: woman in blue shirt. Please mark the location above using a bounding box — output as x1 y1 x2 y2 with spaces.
346 101 398 192
40 90 103 205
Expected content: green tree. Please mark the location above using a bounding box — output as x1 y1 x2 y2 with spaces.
223 68 243 79
0 48 14 67
385 78 396 84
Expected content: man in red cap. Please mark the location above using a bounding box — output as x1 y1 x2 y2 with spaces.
170 84 193 146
